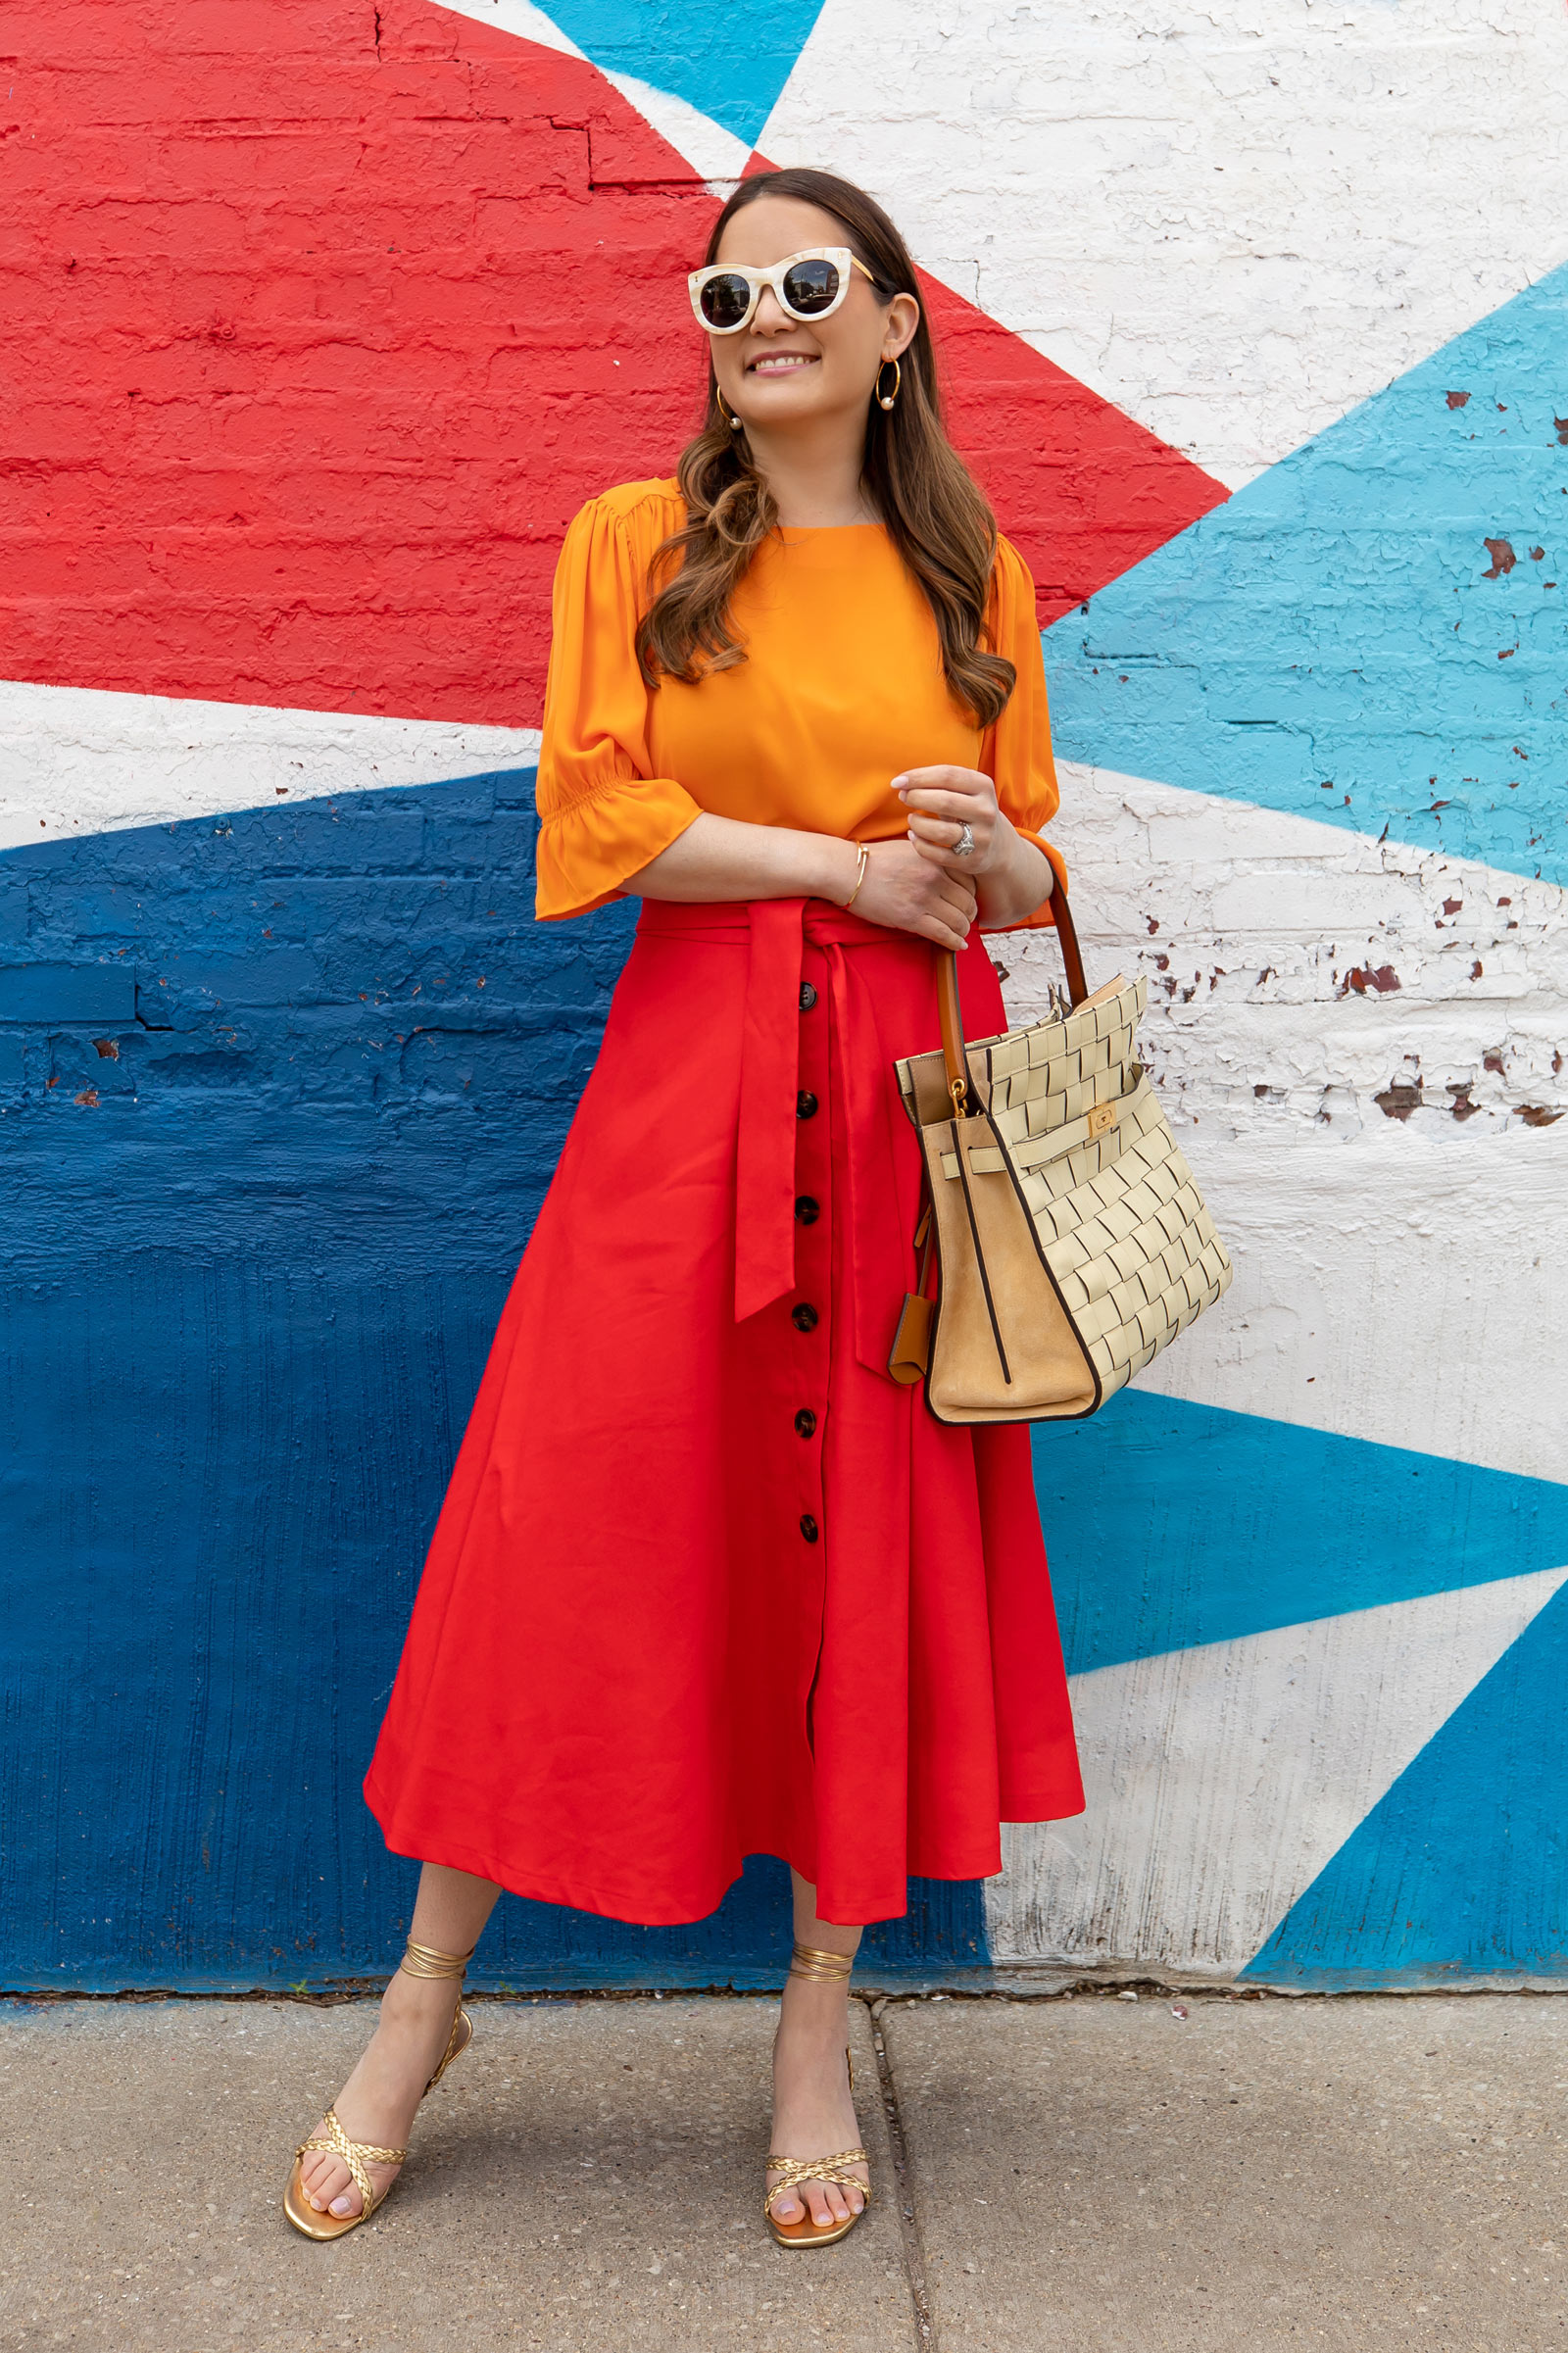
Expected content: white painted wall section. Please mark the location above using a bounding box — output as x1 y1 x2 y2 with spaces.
989 1565 1568 1976
764 0 1568 484
0 680 540 853
997 764 1568 1482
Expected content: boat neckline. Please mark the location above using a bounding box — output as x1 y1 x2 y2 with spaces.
775 519 888 538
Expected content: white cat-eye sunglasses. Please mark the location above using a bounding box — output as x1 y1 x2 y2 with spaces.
687 246 879 335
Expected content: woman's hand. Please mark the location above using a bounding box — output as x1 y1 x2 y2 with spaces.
894 764 1054 930
895 764 1007 872
852 836 978 950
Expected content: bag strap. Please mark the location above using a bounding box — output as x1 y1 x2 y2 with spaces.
938 877 1089 1114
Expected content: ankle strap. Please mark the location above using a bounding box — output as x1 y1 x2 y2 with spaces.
398 1937 475 1981
788 1940 855 1984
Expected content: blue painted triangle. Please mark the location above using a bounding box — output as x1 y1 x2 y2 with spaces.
536 0 826 147
1242 1573 1568 1984
1032 1391 1568 1676
1042 262 1568 887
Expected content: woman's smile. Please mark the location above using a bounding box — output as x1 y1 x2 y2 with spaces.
747 351 820 374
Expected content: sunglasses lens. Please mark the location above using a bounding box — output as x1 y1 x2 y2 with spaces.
699 272 753 329
781 258 841 315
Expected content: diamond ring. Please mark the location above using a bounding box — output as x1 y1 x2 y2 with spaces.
952 821 976 858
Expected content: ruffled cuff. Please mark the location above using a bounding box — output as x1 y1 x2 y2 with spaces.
534 772 704 921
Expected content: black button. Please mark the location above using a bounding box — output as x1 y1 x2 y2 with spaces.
799 1513 819 1543
791 1303 818 1332
794 1196 819 1226
794 1408 816 1438
799 982 818 1011
796 1091 818 1119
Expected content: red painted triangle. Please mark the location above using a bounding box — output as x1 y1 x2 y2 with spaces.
2 1 722 723
916 271 1228 625
2 3 1222 723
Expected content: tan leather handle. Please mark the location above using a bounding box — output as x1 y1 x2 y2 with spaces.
936 955 971 1112
938 879 1089 1113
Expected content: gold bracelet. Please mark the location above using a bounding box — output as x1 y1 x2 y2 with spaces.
843 842 870 909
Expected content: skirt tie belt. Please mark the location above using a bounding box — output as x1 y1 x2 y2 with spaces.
634 896 910 1374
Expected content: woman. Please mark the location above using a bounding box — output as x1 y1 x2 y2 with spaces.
285 166 1084 2252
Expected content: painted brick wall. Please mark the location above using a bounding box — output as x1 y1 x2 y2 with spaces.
3 0 1567 1990
1 0 715 721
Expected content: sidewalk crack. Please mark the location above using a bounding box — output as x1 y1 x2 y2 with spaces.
865 1996 939 2350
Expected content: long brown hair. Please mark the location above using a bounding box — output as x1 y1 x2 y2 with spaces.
634 168 1015 728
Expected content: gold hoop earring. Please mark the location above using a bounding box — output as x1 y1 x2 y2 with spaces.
715 387 744 431
875 357 902 413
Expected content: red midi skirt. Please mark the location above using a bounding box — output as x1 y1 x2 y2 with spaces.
365 897 1084 1927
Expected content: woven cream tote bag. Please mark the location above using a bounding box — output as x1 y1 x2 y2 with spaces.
889 886 1232 1422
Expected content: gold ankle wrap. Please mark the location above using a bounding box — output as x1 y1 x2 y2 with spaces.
787 1940 856 1984
398 1937 475 1981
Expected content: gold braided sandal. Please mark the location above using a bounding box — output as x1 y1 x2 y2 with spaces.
282 1937 476 2241
764 1941 872 2250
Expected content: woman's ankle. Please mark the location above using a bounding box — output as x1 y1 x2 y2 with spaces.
776 1986 852 2049
378 1962 457 2029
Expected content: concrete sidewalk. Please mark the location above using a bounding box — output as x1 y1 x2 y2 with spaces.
1 1989 1562 2351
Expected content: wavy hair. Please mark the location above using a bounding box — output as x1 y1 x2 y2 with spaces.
634 168 1014 728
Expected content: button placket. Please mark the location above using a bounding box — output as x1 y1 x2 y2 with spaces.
790 947 830 1574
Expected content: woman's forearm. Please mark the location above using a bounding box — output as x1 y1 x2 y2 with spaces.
626 811 860 906
974 824 1054 930
631 810 1053 927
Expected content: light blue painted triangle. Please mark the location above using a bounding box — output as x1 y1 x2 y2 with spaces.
1242 1574 1568 1984
536 0 826 147
1032 1392 1568 1675
1042 262 1568 886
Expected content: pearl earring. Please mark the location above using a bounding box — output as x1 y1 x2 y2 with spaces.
715 387 744 430
875 357 902 412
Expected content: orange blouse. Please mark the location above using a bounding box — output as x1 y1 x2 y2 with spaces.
534 477 1065 929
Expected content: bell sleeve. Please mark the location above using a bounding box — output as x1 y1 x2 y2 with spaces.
980 534 1068 932
533 496 704 921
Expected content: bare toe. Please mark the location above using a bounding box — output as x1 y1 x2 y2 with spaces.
304 2151 366 2219
300 2146 345 2210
